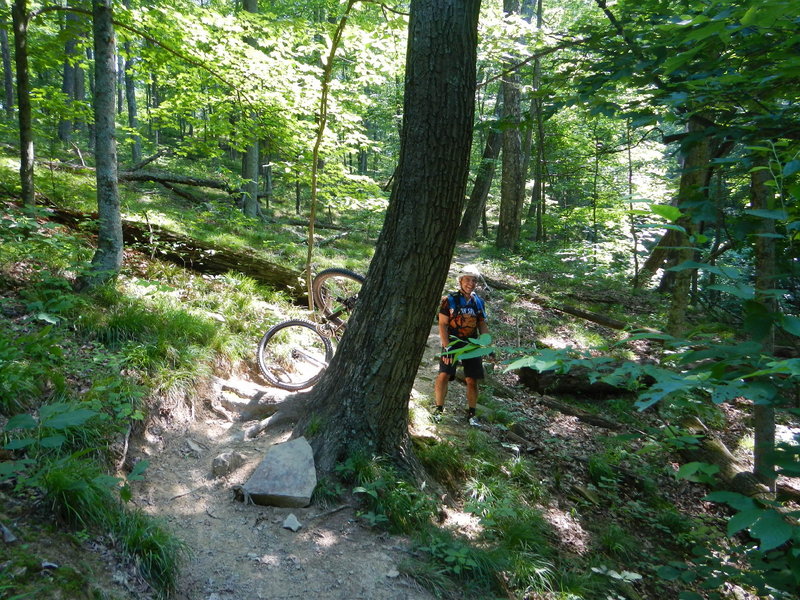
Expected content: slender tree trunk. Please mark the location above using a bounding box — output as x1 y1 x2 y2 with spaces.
58 13 78 143
78 0 123 290
627 121 640 287
591 128 600 266
457 90 502 242
86 45 95 151
665 116 713 336
123 48 141 163
116 52 124 114
240 0 260 218
525 0 544 241
121 0 140 162
496 0 524 250
1 9 14 116
750 154 776 489
291 0 481 474
11 0 33 206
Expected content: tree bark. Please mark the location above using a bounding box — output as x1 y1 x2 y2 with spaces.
11 0 34 206
58 11 80 143
240 0 260 219
77 0 123 290
457 91 502 242
496 0 524 250
750 155 777 488
665 116 714 336
288 0 481 474
123 0 141 164
1 8 14 116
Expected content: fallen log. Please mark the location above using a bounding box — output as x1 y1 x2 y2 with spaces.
483 275 660 334
118 170 237 194
517 365 633 397
41 204 305 300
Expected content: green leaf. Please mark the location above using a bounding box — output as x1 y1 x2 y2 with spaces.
704 491 755 511
783 160 800 177
780 315 800 337
457 347 495 360
657 565 681 580
467 333 492 346
4 438 35 450
706 284 754 300
128 459 149 481
120 484 132 503
751 510 793 551
740 5 758 26
40 406 97 430
5 414 37 431
39 435 66 449
650 204 682 221
745 209 788 220
727 508 762 536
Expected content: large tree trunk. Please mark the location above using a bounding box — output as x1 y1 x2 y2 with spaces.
78 0 123 290
11 0 33 206
496 0 524 250
287 0 481 474
457 91 502 242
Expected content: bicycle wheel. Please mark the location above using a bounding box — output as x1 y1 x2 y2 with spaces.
257 319 334 391
312 268 365 327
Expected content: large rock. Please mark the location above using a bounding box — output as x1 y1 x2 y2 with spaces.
241 437 316 507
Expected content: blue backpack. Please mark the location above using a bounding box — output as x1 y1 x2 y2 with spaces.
447 292 486 319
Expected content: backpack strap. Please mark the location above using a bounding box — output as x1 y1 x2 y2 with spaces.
448 292 485 318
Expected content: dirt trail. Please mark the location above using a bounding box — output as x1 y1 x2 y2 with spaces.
128 329 447 600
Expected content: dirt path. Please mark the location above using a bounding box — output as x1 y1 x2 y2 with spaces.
128 330 446 600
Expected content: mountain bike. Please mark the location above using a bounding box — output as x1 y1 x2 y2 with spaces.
256 268 365 391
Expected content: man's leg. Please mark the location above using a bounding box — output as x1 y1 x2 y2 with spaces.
435 372 449 410
464 377 478 409
465 377 478 411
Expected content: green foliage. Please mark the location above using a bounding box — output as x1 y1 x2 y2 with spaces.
351 464 438 534
2 403 185 597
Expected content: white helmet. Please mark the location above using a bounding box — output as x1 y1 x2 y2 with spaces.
457 264 481 285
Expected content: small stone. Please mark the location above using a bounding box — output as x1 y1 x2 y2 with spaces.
386 569 400 578
283 514 302 532
212 451 246 477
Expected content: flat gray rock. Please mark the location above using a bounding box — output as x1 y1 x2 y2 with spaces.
241 437 316 507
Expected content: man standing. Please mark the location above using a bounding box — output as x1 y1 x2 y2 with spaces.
434 265 489 425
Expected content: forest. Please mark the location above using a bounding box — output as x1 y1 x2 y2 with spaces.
0 0 799 598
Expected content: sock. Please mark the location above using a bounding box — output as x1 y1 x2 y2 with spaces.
435 405 443 413
467 407 476 418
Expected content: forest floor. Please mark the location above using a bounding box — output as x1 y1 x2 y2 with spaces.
110 251 617 600
7 247 794 600
114 318 488 600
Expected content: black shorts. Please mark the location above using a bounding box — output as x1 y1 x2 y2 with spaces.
439 340 485 381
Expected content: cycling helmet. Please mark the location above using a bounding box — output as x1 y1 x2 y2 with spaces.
457 264 481 284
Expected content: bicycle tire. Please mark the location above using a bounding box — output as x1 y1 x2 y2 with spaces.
257 319 334 391
311 268 365 327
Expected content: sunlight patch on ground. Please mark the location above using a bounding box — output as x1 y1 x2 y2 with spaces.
542 506 590 555
308 529 341 548
440 507 483 539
